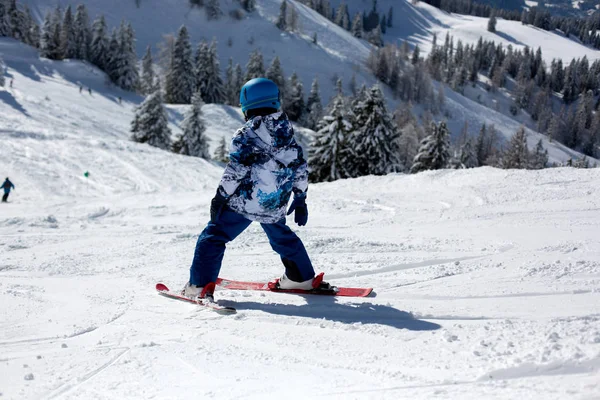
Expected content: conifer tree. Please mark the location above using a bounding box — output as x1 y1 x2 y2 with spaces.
529 139 548 169
90 16 109 70
225 58 236 106
351 12 363 38
0 1 9 37
233 63 244 104
166 25 194 104
0 55 5 87
7 0 26 42
40 9 62 60
113 23 140 92
348 85 401 176
73 5 91 60
387 6 393 27
276 0 287 31
284 72 305 121
266 56 286 99
141 45 156 95
173 92 209 158
206 0 221 20
309 95 352 182
334 3 350 30
245 49 265 81
131 87 172 150
105 28 120 81
306 77 323 129
24 6 39 48
488 10 497 33
60 6 76 59
458 139 478 168
503 126 529 169
214 137 230 163
410 122 451 173
195 39 225 104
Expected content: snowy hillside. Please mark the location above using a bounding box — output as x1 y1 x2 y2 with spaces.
19 0 376 106
337 0 600 64
1 25 600 400
1 162 599 398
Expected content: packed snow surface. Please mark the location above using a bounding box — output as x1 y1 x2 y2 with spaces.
1 23 600 400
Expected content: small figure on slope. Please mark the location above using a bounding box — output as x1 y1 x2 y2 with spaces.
2 177 15 202
182 78 330 300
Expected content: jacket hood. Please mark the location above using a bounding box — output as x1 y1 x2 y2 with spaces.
248 111 294 148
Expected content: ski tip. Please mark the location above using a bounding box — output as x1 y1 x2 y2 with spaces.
156 283 169 292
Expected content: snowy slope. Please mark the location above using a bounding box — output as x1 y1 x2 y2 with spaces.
337 0 600 64
1 165 599 398
19 0 377 107
1 34 600 399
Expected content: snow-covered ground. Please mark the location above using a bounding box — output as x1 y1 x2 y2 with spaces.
1 162 599 399
1 37 600 399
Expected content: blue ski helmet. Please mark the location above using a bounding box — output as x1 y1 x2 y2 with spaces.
239 78 281 113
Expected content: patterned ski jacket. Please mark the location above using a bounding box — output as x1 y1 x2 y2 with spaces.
218 112 308 224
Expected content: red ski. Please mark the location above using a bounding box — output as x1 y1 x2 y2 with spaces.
156 283 236 314
216 275 373 298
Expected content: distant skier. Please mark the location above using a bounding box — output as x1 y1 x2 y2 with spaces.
182 78 330 300
2 177 15 202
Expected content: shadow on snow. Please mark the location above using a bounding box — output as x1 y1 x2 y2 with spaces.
226 295 442 331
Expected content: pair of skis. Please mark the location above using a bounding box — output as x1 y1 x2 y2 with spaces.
156 276 373 315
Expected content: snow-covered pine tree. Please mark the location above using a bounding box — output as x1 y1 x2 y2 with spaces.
201 39 226 104
7 0 26 42
206 0 221 20
131 86 172 150
113 23 140 92
90 16 109 70
225 58 235 105
40 9 62 60
529 139 548 169
245 49 265 81
334 2 350 30
73 5 91 61
23 5 39 47
214 136 230 163
458 139 478 168
348 85 402 176
233 63 244 104
172 92 209 158
266 56 286 100
503 126 529 169
0 55 5 87
105 28 120 80
0 1 9 37
276 0 287 31
240 0 256 12
60 5 76 59
165 25 194 104
410 121 451 174
309 90 352 182
194 40 209 94
141 45 156 95
488 10 497 33
398 122 420 170
305 77 323 129
387 6 393 27
351 12 363 38
284 72 304 121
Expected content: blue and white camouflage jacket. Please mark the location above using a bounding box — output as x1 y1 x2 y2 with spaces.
217 111 308 224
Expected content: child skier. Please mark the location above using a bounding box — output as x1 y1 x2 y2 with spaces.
183 78 330 299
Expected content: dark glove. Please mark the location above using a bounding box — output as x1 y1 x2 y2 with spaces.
210 191 228 223
287 197 308 226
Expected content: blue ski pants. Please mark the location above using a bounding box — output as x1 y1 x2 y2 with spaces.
189 208 315 286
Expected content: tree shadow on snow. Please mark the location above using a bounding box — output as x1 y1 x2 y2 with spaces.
0 90 30 116
494 31 526 47
226 296 441 331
